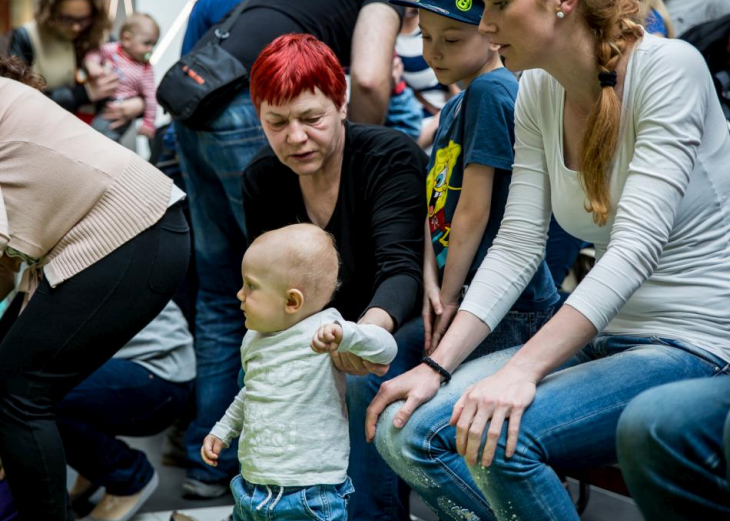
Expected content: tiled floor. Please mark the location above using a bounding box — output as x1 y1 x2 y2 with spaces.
73 431 643 521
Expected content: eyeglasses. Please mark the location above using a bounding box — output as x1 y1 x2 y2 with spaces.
54 13 93 29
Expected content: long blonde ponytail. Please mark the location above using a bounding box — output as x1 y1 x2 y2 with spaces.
578 0 643 226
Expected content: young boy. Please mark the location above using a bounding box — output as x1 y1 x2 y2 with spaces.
388 0 558 353
84 13 160 141
201 224 397 520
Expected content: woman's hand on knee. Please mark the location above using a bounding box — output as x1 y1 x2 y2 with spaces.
365 364 443 442
451 367 536 467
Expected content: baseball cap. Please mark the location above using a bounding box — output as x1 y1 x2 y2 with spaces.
389 0 485 26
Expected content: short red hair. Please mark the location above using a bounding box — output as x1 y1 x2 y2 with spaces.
249 33 347 114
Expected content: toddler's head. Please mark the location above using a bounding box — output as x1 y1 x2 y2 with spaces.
119 13 159 64
237 224 340 333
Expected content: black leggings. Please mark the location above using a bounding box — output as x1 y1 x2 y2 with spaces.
0 204 190 521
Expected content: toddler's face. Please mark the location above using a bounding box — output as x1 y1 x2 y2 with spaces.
121 22 159 63
237 248 289 333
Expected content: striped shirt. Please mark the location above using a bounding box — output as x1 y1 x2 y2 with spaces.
86 42 157 131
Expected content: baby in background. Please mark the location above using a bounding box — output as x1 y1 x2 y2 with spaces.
201 223 397 521
84 13 160 141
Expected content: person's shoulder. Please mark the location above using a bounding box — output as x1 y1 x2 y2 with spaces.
467 68 519 104
347 122 425 160
633 33 704 74
242 145 283 187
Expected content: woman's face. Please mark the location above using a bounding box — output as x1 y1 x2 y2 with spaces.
479 0 559 71
260 88 347 178
52 0 93 42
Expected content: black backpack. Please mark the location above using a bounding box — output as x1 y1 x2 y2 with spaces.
156 1 249 130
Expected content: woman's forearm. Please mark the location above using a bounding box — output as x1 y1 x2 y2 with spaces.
429 310 491 372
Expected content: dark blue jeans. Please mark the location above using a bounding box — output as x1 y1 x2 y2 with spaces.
57 359 192 495
347 308 554 521
618 375 730 520
377 335 728 521
175 90 267 484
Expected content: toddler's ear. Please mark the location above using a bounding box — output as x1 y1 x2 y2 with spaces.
285 289 304 314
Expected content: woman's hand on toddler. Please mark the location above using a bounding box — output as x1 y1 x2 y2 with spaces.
201 434 225 467
311 323 343 353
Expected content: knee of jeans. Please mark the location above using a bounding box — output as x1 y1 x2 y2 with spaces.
373 401 442 486
616 390 663 464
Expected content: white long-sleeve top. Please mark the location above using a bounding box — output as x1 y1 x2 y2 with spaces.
461 34 730 363
210 308 397 486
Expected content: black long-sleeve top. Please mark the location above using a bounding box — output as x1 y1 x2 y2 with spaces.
242 122 427 329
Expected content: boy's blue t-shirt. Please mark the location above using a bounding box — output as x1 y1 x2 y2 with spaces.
426 67 558 311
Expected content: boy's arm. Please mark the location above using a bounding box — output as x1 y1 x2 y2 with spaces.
439 163 495 305
430 164 494 347
335 321 397 365
209 387 246 447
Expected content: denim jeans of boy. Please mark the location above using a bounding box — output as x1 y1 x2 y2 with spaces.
56 359 192 495
618 375 730 520
347 308 554 521
375 334 729 521
175 90 267 484
230 475 354 521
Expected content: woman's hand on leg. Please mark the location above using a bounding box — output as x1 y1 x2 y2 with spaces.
451 366 536 466
365 363 443 441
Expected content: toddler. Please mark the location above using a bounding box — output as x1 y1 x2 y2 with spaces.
201 224 397 520
84 13 159 141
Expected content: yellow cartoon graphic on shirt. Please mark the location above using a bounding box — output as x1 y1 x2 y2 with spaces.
426 141 461 256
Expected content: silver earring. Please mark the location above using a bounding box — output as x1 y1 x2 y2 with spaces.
557 10 565 18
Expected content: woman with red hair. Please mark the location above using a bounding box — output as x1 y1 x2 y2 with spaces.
242 33 427 517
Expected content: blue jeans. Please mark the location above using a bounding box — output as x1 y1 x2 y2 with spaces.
545 216 589 304
376 335 728 521
175 90 267 483
384 87 422 141
57 359 192 495
618 375 730 520
230 475 354 521
347 308 554 521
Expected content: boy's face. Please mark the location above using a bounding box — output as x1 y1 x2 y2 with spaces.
237 247 289 333
419 9 497 86
121 22 159 64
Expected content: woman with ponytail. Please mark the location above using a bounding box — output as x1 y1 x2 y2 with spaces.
366 0 730 519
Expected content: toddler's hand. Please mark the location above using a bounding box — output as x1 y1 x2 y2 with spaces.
311 323 343 353
201 434 225 467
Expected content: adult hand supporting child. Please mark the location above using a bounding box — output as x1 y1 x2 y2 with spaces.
102 96 144 129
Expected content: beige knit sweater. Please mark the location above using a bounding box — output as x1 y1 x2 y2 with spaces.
0 77 174 289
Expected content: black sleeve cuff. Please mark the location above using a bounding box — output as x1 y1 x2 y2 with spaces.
363 274 420 330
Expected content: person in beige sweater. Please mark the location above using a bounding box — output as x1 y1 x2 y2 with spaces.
0 56 190 521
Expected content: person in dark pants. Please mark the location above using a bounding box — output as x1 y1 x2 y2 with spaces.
59 301 195 521
174 0 408 505
0 57 190 521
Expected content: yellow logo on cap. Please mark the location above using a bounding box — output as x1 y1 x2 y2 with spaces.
456 0 472 11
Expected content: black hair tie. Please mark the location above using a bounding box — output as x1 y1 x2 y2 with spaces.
598 71 618 88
